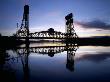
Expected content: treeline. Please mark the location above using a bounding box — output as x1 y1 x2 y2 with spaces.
77 37 110 46
0 36 23 49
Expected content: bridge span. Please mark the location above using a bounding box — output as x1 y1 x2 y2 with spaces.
15 5 78 41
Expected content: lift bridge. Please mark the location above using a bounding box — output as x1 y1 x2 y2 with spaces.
15 5 78 41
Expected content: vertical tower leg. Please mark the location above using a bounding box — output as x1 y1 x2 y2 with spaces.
65 13 78 44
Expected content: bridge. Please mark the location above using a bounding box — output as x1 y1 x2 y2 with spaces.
8 4 79 74
15 5 78 40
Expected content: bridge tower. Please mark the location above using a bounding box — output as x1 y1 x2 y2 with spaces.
16 5 29 38
24 5 29 37
65 13 78 40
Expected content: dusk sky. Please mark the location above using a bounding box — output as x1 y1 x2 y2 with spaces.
0 0 110 37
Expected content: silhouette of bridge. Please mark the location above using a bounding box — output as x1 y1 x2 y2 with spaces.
15 5 78 40
16 45 78 56
14 42 78 72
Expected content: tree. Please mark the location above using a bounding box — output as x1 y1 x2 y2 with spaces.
0 33 2 37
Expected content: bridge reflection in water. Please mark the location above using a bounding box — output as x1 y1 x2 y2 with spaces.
13 41 78 81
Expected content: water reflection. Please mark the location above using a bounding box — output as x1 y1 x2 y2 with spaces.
1 42 110 82
16 42 78 73
0 42 78 81
75 46 110 62
20 42 78 82
76 52 110 62
0 48 17 82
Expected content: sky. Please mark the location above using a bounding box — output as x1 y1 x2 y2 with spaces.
0 0 110 37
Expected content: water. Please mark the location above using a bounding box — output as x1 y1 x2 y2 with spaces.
0 43 110 82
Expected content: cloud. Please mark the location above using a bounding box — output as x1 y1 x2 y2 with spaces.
75 20 110 30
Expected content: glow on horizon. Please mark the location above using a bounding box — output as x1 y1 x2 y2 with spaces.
1 22 110 37
74 23 110 37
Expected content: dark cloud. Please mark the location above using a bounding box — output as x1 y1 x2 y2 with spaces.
75 20 110 30
77 53 110 62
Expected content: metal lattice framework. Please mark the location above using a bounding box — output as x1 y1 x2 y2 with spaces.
65 13 78 39
16 45 78 55
15 5 78 40
15 44 78 71
29 31 65 39
16 5 29 38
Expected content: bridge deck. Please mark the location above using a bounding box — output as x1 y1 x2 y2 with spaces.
16 37 77 39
